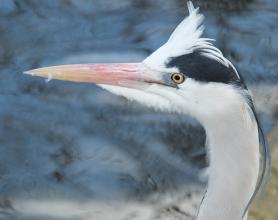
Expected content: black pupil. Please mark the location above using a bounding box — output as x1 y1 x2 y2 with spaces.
174 75 181 81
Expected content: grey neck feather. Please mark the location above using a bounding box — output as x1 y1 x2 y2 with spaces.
196 103 260 220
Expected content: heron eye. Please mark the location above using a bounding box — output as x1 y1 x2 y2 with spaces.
171 73 185 84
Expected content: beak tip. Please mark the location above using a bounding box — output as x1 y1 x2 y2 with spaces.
24 70 34 76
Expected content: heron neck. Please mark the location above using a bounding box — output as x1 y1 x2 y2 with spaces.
197 108 260 220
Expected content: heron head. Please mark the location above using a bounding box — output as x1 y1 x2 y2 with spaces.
25 2 246 121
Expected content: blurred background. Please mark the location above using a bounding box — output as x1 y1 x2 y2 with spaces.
0 0 277 219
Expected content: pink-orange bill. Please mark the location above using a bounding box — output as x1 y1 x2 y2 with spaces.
25 63 163 89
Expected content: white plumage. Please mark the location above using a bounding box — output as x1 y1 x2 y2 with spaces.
143 2 236 73
98 3 264 218
26 1 271 220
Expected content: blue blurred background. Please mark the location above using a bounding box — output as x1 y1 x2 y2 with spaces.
0 0 277 219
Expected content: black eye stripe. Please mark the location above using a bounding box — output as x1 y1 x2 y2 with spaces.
166 51 241 85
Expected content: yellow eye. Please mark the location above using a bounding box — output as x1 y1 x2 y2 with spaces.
171 73 185 84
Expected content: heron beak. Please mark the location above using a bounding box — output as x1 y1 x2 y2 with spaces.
24 63 163 89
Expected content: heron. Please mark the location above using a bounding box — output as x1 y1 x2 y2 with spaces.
25 2 271 220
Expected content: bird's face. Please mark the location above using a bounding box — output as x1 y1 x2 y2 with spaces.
25 2 244 121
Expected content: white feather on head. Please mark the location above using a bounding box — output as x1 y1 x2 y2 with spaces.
143 1 238 76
